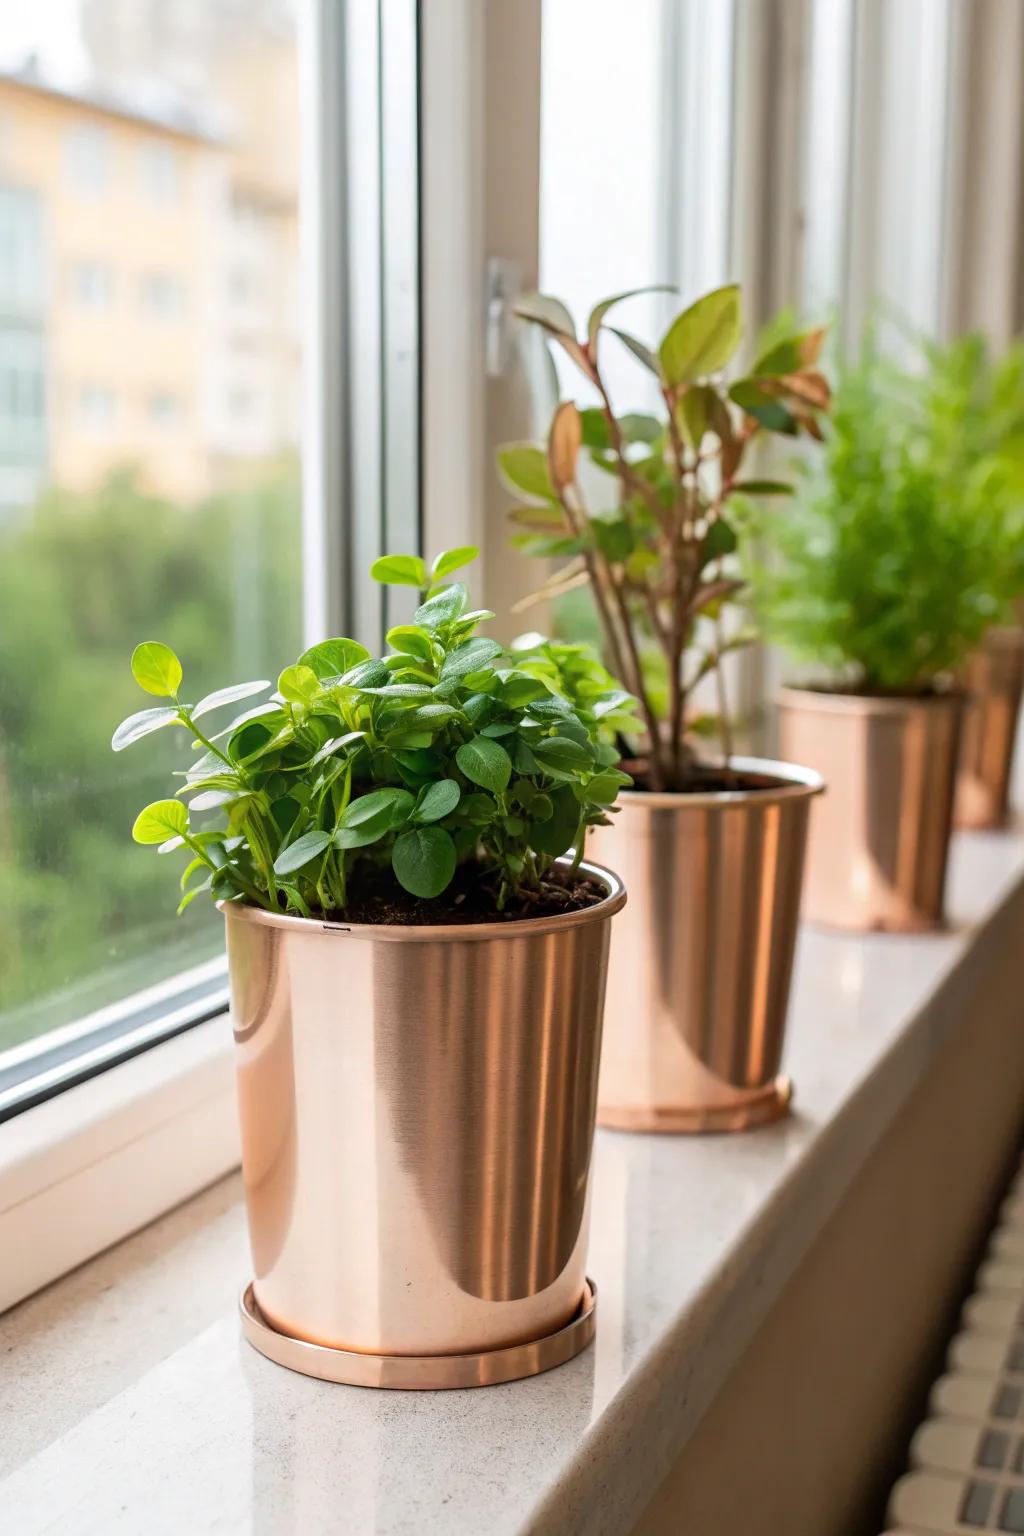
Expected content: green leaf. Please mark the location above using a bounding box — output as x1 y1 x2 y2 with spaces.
587 286 675 350
579 408 610 449
608 327 660 374
729 479 794 496
111 705 179 752
385 624 435 662
277 664 320 704
334 786 415 849
702 518 738 563
456 734 512 793
431 546 479 581
341 787 415 829
659 285 741 385
439 637 503 682
529 786 581 856
177 879 212 915
414 582 468 629
274 829 332 875
131 641 182 698
677 385 713 450
208 702 281 742
341 658 390 688
299 637 370 679
413 778 461 823
752 325 827 377
577 767 632 806
619 412 664 444
132 799 188 845
591 516 633 563
188 788 246 812
513 292 576 337
533 735 593 771
496 444 555 502
192 680 270 721
728 380 797 434
391 825 457 898
501 674 548 708
179 856 207 891
370 553 427 588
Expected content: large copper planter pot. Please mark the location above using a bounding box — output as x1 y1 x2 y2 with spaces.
222 859 624 1390
779 687 963 932
955 627 1024 830
588 757 822 1134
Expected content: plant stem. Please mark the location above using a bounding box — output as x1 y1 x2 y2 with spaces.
178 711 237 772
713 564 734 765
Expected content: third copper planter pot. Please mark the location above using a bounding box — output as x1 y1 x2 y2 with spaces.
955 627 1024 831
588 757 823 1133
224 858 624 1390
779 687 963 932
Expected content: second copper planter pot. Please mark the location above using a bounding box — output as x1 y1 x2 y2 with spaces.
779 687 963 932
955 627 1024 830
588 757 823 1133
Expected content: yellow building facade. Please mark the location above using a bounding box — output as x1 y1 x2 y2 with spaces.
0 61 300 510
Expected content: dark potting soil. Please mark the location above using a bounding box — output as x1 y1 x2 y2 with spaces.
789 680 962 701
324 864 606 927
620 759 791 795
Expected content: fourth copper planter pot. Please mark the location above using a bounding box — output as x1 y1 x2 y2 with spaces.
588 757 823 1134
954 627 1024 831
779 687 963 932
223 858 625 1390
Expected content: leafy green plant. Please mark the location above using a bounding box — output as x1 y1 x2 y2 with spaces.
112 548 638 917
746 334 1024 692
500 284 829 791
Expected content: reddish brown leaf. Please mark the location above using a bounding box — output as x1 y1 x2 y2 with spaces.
547 401 582 492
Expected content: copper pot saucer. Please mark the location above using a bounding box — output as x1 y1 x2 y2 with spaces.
599 1076 793 1135
239 1279 597 1390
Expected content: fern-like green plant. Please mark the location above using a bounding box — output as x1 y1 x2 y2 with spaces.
746 334 1024 692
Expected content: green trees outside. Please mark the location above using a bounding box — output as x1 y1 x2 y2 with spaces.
0 459 302 1052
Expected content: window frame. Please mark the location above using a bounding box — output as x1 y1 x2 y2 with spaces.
0 0 439 1307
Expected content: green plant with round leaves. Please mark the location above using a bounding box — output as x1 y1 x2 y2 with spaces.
744 332 1024 693
113 549 639 916
502 284 830 791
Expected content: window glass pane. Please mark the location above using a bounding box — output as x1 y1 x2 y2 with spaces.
540 0 670 410
0 0 302 1055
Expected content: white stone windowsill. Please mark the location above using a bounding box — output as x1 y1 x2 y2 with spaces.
1 826 1023 1536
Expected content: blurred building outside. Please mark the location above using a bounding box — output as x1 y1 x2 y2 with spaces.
0 0 299 518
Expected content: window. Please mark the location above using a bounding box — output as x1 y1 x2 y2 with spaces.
0 0 423 1161
65 122 111 195
138 141 180 204
228 265 260 304
139 271 186 318
75 381 116 429
70 259 114 308
0 5 306 1080
146 390 183 428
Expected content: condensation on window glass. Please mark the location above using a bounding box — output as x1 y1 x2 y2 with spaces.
0 0 303 1054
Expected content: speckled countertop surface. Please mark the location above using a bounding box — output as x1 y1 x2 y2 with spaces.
2 829 1022 1536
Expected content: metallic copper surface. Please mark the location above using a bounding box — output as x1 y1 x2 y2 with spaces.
588 758 821 1134
222 860 624 1365
955 627 1024 830
779 687 963 932
238 1278 597 1389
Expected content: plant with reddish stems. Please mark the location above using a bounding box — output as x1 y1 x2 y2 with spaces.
500 284 830 792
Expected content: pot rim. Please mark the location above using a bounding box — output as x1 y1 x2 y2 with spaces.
618 753 824 809
218 855 625 942
779 684 965 719
979 625 1024 654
